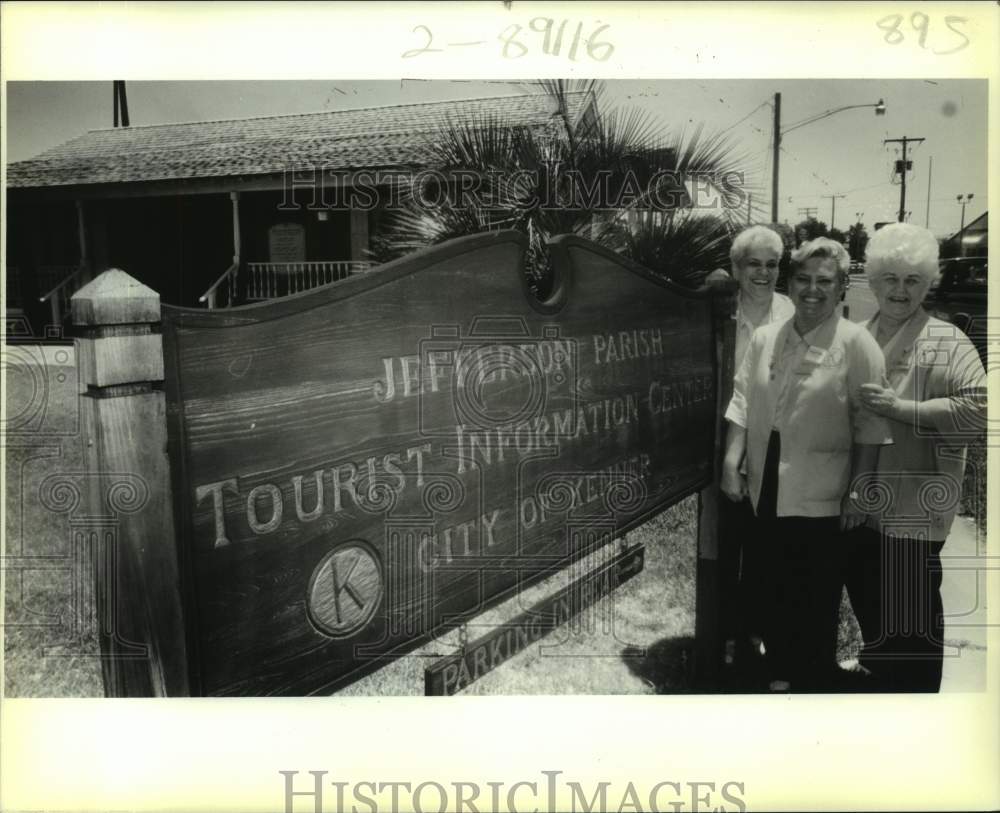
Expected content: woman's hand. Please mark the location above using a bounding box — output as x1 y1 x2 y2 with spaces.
859 380 907 420
721 460 748 503
840 490 868 531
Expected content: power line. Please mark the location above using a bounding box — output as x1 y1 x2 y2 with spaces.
717 99 771 138
840 180 893 196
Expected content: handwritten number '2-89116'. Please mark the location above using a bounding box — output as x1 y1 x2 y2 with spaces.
402 20 614 61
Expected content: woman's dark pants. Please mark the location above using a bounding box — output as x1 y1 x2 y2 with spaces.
756 431 844 691
845 526 946 692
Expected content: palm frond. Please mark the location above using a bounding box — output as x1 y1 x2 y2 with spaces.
608 212 735 288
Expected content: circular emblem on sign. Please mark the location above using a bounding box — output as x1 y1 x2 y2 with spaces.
307 542 383 638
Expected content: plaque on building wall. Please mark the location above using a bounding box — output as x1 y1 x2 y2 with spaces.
268 222 306 263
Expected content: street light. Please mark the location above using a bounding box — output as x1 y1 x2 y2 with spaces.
957 193 974 256
782 99 886 136
771 96 886 222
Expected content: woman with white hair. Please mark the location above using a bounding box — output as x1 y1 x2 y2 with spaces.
847 222 986 692
719 226 795 676
722 237 892 691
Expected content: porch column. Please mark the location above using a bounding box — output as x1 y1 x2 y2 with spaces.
230 191 241 264
349 208 369 261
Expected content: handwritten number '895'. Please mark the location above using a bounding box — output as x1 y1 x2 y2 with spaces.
876 13 969 54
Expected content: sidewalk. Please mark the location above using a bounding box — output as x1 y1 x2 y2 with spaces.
940 515 991 692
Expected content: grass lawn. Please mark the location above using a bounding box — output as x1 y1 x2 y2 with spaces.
3 342 103 697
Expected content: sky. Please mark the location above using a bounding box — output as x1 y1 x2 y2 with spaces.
4 77 988 239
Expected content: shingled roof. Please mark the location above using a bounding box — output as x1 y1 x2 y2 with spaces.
7 91 595 190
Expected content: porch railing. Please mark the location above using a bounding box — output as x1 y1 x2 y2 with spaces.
199 261 240 309
38 265 86 326
245 261 373 301
200 260 373 308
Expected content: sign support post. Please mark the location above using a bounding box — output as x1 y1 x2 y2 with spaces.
694 270 737 690
72 269 190 697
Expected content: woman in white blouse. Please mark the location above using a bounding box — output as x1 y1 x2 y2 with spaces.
719 226 795 677
721 237 892 692
847 223 987 692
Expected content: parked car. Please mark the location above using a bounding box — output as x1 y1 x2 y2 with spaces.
924 256 988 363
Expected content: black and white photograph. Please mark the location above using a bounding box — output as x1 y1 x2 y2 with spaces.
2 3 997 812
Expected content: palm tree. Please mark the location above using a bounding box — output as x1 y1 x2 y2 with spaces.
369 80 756 292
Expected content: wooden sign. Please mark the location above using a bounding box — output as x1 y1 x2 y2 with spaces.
268 222 306 263
425 542 645 695
156 230 721 696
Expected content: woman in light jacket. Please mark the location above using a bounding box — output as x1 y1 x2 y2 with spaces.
721 237 892 692
847 222 987 692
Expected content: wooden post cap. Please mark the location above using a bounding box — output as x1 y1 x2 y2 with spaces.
72 268 160 326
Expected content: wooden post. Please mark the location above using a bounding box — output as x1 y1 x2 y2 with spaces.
72 269 191 697
230 191 241 264
695 269 737 690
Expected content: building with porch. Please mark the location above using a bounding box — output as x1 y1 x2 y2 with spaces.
6 90 598 333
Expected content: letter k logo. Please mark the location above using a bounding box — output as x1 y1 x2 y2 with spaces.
308 542 383 637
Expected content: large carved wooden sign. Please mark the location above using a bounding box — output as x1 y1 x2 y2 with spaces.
160 231 720 695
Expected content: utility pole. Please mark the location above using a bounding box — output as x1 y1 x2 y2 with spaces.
822 194 846 230
884 135 924 222
747 192 752 225
771 92 781 223
113 80 130 128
